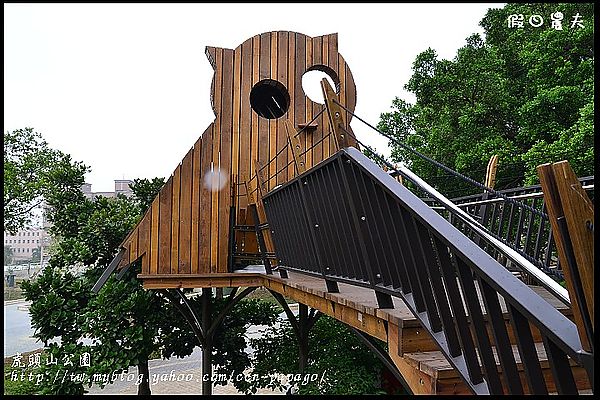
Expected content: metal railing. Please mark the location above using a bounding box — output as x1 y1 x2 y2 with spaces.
421 177 594 283
262 148 592 394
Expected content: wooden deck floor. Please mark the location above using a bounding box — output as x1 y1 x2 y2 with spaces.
139 268 585 394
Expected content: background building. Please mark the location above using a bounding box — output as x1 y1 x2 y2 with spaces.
4 179 134 265
4 228 49 263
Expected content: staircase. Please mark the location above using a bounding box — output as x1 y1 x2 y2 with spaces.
260 147 594 395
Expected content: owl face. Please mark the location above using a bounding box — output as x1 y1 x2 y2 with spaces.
205 31 356 123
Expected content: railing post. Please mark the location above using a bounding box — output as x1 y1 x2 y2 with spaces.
284 120 307 176
320 78 359 150
537 161 594 354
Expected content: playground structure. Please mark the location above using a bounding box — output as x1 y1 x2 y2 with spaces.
94 31 594 395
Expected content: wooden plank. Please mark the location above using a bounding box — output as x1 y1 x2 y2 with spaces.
158 176 173 274
389 321 439 394
269 32 278 190
258 33 271 173
199 125 214 272
344 61 356 118
232 45 241 196
537 163 592 352
294 32 306 164
328 33 338 75
150 196 159 275
322 78 349 149
259 32 270 80
179 148 193 274
319 34 329 162
141 274 265 289
211 47 223 272
251 35 260 198
129 229 138 265
485 154 499 189
305 35 315 169
190 137 202 274
552 161 594 328
239 38 252 212
276 31 289 186
218 48 234 273
286 32 296 181
138 211 151 275
171 165 181 273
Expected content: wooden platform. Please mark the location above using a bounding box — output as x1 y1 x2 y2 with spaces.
139 269 587 394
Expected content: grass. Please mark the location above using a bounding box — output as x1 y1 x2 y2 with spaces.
4 349 45 395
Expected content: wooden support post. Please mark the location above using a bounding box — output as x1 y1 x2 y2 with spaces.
537 161 594 354
321 78 349 150
253 159 269 222
285 120 306 175
298 303 309 373
249 203 273 275
201 288 213 395
162 287 258 396
484 154 499 189
474 155 498 251
267 290 320 375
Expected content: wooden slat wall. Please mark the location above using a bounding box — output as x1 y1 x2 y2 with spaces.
116 31 357 280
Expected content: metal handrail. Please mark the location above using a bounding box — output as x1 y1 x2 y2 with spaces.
262 148 592 394
398 166 570 305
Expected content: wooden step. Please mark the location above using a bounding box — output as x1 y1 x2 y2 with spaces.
389 284 573 355
402 342 591 394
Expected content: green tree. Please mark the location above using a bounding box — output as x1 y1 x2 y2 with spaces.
378 3 594 197
4 128 89 233
243 315 387 395
21 169 280 395
31 247 41 263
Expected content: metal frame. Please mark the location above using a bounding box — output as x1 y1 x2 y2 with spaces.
424 177 595 283
262 148 593 394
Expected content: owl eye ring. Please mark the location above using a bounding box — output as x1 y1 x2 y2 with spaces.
250 79 290 119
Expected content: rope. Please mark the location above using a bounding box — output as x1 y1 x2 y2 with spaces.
333 99 549 220
256 107 328 176
298 130 333 157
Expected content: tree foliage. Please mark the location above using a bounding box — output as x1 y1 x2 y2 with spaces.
4 245 14 265
243 315 386 395
378 3 594 197
4 128 89 233
20 156 281 395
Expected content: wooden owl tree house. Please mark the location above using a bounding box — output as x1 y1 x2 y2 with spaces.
96 31 358 288
92 30 594 396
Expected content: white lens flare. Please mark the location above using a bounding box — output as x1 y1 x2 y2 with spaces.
203 167 228 192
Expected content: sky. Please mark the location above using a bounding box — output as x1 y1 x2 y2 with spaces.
4 3 501 192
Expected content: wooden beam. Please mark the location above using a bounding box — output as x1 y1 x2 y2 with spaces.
537 162 593 352
321 78 348 150
484 154 499 189
552 161 594 328
284 120 306 175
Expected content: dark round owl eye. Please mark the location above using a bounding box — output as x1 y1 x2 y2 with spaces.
250 79 290 119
